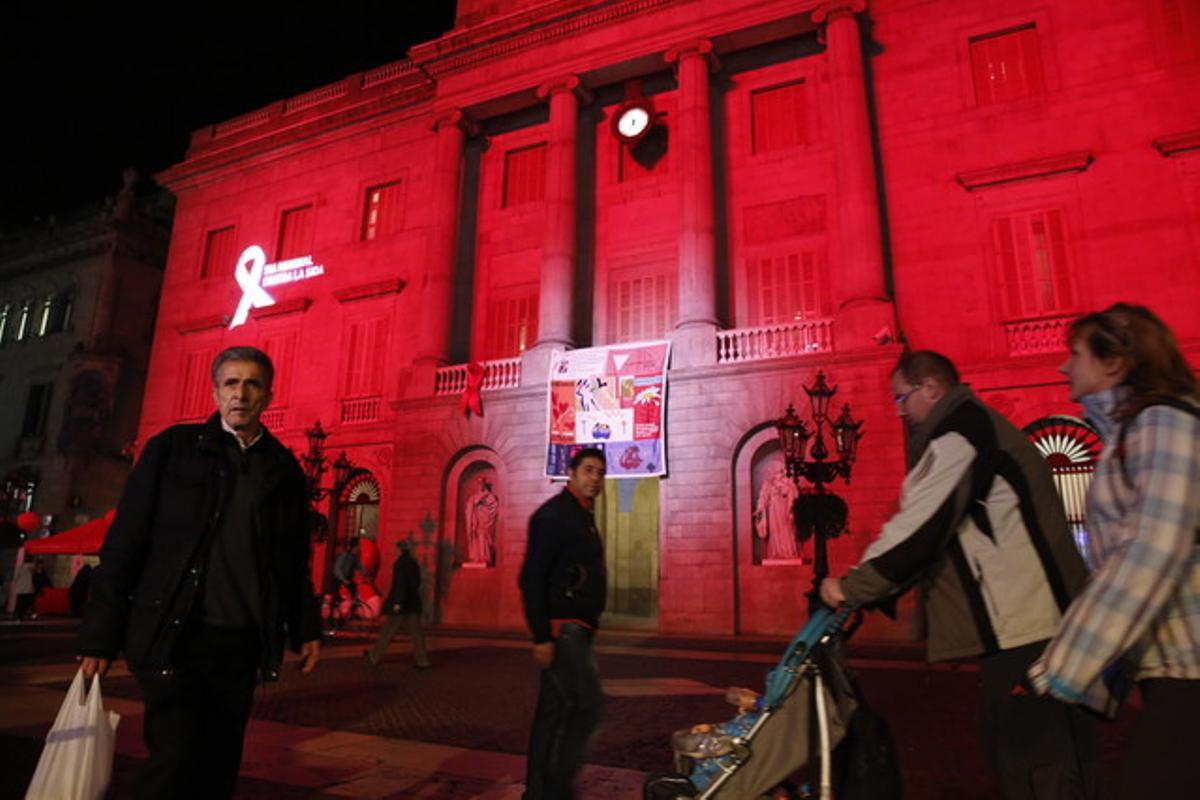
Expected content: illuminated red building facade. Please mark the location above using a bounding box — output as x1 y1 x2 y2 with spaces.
150 0 1200 637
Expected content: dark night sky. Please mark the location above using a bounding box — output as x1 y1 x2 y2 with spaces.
1 2 457 230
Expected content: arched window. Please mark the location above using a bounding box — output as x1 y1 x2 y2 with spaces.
1023 415 1102 561
340 473 381 545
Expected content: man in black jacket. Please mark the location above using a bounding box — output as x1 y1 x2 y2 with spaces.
77 346 321 799
519 447 607 800
365 540 430 667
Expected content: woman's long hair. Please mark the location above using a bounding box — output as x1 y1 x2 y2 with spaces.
1067 303 1197 419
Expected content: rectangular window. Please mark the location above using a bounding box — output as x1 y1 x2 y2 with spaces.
483 292 538 360
178 348 218 421
503 143 547 208
35 295 53 337
276 204 314 259
15 300 32 341
21 383 53 437
341 316 389 398
609 272 677 344
970 24 1045 107
259 330 299 408
362 180 405 240
46 292 73 334
751 81 808 154
1163 0 1200 63
992 209 1075 319
200 225 236 279
747 249 832 325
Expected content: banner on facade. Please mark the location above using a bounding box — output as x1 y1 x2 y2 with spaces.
544 340 671 479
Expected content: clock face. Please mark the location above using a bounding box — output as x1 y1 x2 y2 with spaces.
617 106 651 139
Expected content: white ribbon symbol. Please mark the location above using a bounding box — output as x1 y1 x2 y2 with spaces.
229 245 275 329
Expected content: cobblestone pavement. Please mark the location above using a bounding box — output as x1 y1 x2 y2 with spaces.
0 619 1136 799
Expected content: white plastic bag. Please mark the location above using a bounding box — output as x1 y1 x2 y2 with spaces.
25 669 120 800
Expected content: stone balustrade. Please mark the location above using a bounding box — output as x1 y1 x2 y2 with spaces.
715 320 834 364
434 357 522 395
1004 315 1072 356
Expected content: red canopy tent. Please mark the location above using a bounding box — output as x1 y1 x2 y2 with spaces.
24 510 115 555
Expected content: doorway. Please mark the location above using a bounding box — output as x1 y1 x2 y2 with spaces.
595 477 659 626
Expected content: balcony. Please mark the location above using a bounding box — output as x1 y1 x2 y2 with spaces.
1004 315 1073 357
434 357 522 396
340 397 381 424
260 408 287 431
716 319 834 364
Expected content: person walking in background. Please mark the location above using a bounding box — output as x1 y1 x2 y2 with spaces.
365 540 430 668
519 447 608 800
821 350 1100 800
1031 303 1200 799
12 560 35 622
77 346 321 800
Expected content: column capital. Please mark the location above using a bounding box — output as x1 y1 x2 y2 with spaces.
664 38 720 72
811 0 867 26
430 108 479 136
535 74 592 104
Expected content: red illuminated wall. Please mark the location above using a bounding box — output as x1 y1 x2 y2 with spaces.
148 0 1200 638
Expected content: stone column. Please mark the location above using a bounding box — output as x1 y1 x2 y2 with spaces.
812 0 894 349
523 76 589 385
412 110 473 391
665 39 719 367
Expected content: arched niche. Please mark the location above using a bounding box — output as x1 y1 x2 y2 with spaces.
442 447 505 569
731 422 810 636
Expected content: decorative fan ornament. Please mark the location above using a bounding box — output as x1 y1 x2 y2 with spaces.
1022 416 1102 468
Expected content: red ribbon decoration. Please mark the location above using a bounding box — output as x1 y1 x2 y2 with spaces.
460 362 485 417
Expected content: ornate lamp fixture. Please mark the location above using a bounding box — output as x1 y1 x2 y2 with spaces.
303 421 353 502
774 371 865 612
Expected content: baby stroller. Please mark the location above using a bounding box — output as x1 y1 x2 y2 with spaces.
643 606 868 800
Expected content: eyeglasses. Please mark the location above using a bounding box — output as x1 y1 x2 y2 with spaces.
893 387 918 406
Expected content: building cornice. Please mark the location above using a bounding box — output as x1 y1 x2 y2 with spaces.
411 0 679 79
954 151 1094 191
1152 128 1200 158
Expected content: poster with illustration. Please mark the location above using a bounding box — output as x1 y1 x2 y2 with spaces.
545 340 671 478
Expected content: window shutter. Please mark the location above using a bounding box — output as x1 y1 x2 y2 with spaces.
751 81 807 154
503 144 547 207
260 331 298 407
363 180 404 240
277 205 313 259
970 25 1043 107
179 348 218 420
201 226 236 279
993 210 1074 319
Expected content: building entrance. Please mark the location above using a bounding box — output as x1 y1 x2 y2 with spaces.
595 477 659 626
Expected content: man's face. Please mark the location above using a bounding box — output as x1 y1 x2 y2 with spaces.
890 371 941 428
567 456 606 499
1059 337 1125 402
212 359 271 432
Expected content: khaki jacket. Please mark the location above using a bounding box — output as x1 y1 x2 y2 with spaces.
842 385 1088 661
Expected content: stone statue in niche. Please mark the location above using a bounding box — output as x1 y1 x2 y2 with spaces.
464 477 500 566
754 467 801 562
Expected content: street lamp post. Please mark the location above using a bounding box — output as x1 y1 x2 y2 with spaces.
302 421 353 601
774 371 864 613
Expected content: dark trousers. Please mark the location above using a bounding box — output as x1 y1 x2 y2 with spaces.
13 592 35 620
1117 678 1200 799
367 612 430 666
524 624 604 800
980 640 1102 800
135 625 260 800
